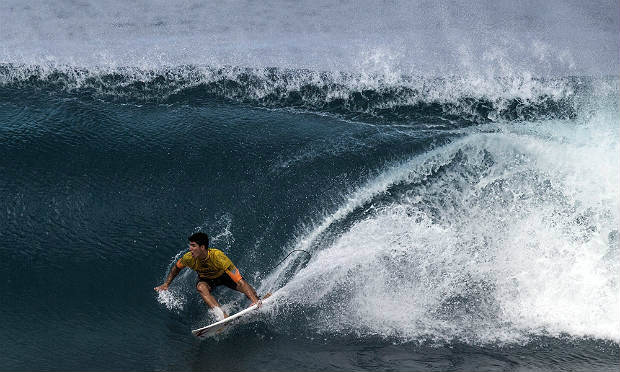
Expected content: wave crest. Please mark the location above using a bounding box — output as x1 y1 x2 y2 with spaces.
0 63 592 125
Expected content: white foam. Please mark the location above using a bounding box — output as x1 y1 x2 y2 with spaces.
156 288 187 312
209 307 227 322
266 112 620 344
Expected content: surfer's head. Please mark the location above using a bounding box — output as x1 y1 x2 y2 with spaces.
188 232 209 259
188 232 209 249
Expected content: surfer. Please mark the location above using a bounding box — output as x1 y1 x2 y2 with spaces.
154 232 261 319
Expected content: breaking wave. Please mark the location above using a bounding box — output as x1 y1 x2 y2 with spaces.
0 63 599 125
262 108 620 344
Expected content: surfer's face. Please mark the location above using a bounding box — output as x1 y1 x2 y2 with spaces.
189 241 207 259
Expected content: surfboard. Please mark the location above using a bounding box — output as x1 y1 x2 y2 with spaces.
191 293 272 338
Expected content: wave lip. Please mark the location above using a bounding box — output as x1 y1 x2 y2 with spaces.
0 63 594 125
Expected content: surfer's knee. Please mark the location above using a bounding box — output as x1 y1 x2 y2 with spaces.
196 281 211 293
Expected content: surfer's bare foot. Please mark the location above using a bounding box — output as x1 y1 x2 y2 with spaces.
212 306 228 321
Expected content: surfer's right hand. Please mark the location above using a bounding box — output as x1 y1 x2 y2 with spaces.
154 284 169 292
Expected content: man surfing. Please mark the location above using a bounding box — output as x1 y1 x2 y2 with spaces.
155 232 261 320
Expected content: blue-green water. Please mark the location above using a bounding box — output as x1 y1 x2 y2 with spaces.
1 65 618 371
1 1 619 370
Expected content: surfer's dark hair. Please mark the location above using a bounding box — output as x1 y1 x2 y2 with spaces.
188 232 209 248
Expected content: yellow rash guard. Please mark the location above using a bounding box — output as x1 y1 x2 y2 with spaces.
176 248 242 282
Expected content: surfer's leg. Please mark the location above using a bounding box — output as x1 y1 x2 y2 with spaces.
196 281 228 317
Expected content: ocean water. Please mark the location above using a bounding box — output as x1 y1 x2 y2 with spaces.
1 1 619 371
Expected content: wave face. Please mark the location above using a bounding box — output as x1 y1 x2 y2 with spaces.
1 1 619 371
0 65 620 368
1 63 619 371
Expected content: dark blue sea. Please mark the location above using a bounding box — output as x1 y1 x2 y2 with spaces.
1 1 619 371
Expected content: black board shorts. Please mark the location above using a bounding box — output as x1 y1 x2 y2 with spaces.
197 273 239 291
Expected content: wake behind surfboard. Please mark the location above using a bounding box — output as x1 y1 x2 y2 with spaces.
192 293 272 338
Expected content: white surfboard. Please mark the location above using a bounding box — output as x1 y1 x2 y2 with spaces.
192 293 272 338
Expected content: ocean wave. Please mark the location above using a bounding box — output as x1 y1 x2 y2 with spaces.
0 63 598 125
262 115 620 344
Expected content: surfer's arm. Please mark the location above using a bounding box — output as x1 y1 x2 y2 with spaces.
154 260 184 291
